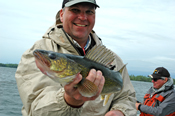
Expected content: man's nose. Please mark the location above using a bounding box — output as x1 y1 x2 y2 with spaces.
78 12 87 20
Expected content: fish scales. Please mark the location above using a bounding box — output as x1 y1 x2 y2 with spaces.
64 54 123 94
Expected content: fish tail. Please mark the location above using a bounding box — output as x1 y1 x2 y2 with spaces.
78 78 98 97
102 93 112 106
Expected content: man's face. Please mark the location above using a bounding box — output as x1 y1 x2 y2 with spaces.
60 3 96 42
152 78 166 89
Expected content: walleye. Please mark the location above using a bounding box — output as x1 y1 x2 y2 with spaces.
33 45 125 106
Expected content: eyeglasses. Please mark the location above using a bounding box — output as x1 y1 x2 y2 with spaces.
151 78 164 82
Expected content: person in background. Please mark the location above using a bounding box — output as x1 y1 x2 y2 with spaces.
15 0 137 116
136 67 175 116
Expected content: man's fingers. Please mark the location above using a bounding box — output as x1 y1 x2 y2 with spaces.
98 75 105 94
86 69 96 82
64 70 105 102
86 69 105 98
94 70 103 86
90 75 105 100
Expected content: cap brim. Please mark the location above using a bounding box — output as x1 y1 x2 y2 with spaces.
65 0 99 8
151 73 161 79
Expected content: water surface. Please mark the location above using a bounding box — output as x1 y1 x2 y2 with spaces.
0 67 157 116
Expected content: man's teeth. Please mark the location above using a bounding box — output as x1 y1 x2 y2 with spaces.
75 24 86 27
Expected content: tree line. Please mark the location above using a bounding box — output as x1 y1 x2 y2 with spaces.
0 63 174 84
0 63 18 68
130 75 175 85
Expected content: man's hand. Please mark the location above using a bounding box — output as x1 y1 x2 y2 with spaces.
135 102 141 110
64 69 105 107
105 110 124 116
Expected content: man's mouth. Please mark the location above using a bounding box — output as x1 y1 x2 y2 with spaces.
74 23 87 27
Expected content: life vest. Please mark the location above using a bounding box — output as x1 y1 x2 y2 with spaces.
140 93 175 116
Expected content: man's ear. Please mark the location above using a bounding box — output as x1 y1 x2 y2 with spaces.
164 77 168 83
60 9 64 23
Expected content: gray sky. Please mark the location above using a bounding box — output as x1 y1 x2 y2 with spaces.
0 0 175 77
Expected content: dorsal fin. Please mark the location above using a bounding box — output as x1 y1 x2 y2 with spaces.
85 45 115 67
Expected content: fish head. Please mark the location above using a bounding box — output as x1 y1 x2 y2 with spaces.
33 49 82 84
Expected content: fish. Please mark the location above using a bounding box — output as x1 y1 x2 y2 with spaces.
33 45 125 106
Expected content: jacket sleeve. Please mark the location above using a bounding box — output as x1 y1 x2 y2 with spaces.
109 54 137 116
15 39 83 116
140 90 175 116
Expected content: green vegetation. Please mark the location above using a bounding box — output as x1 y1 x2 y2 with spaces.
130 75 152 82
0 63 18 68
130 75 175 85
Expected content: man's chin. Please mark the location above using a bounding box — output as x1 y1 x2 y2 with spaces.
153 85 157 89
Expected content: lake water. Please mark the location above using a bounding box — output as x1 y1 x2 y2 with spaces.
0 67 156 116
0 67 22 116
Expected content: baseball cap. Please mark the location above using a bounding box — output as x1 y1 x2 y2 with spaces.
62 0 99 8
150 67 170 79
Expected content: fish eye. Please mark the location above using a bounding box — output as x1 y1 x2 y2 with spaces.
48 53 56 59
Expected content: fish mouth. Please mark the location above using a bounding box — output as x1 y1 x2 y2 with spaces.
33 50 67 76
33 50 51 68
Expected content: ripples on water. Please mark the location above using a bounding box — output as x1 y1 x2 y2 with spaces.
0 67 155 116
0 67 22 116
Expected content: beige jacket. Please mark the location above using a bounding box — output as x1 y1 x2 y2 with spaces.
15 12 137 116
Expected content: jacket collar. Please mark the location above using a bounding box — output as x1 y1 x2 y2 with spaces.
42 24 102 55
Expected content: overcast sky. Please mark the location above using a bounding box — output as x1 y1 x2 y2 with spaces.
0 0 175 78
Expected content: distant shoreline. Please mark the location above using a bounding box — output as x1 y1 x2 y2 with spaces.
0 63 174 85
0 63 18 68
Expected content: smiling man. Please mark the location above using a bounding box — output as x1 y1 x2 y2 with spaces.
60 2 96 47
15 0 137 116
136 67 175 116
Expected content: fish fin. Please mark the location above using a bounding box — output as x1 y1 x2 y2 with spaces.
100 95 105 100
78 78 98 97
103 93 112 106
85 45 115 67
119 63 128 74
